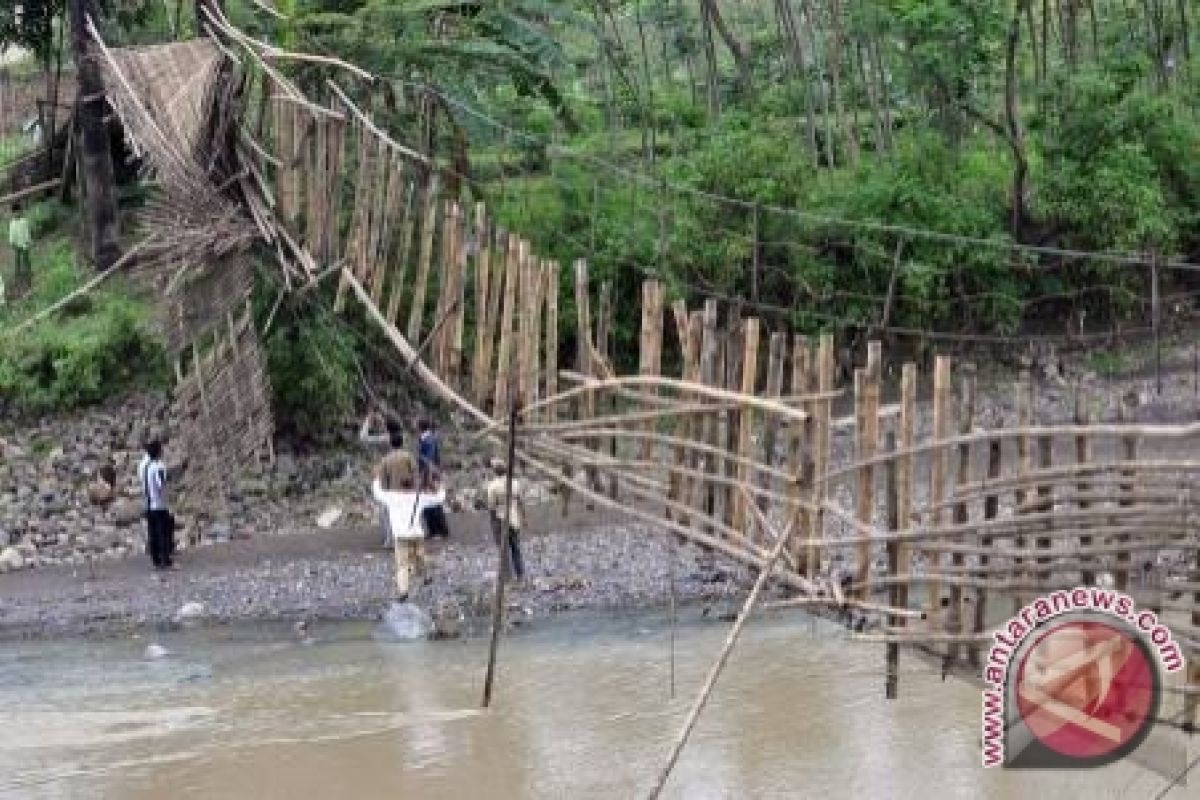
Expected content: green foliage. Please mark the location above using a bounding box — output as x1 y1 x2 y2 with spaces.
0 232 167 413
262 291 360 441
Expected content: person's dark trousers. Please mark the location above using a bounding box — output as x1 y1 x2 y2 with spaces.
12 247 30 296
489 514 526 580
146 509 174 568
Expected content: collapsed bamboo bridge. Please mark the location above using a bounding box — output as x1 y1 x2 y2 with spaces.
78 5 1200 735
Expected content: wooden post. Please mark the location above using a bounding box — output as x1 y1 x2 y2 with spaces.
1115 395 1137 591
953 367 975 666
696 299 720 530
1075 387 1094 584
884 430 900 700
385 178 417 327
733 317 760 538
788 335 812 569
928 355 951 614
482 394 519 708
760 331 787 502
599 280 618 499
639 281 664 462
433 199 455 375
525 255 545 420
854 341 882 597
974 438 1002 654
573 259 596 507
1013 372 1033 612
472 204 491 405
449 202 468 387
406 172 441 343
494 236 519 416
811 334 835 578
1035 434 1053 586
897 363 917 619
545 261 559 423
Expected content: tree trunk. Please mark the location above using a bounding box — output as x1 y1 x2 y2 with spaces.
699 0 752 99
699 0 721 116
1005 1 1030 240
826 0 858 166
68 0 121 270
776 0 819 165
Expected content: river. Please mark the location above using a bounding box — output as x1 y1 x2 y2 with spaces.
0 611 1190 798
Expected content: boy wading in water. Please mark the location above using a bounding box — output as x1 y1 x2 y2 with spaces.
371 418 442 600
137 439 176 570
485 457 527 582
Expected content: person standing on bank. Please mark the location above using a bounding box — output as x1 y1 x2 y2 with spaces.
8 201 32 298
485 457 527 582
417 419 441 491
137 439 176 570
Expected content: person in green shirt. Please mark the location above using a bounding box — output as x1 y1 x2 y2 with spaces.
8 201 31 297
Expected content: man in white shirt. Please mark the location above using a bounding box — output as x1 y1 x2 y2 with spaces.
484 458 527 581
372 475 444 600
137 439 175 570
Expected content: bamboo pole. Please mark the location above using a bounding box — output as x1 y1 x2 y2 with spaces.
482 392 519 708
973 438 1002 659
573 258 596 506
386 178 416 327
647 515 797 800
602 281 618 500
789 335 813 570
952 367 975 666
761 331 787 503
406 172 441 343
885 430 900 699
545 261 559 423
696 299 720 530
854 342 882 597
733 317 760 538
472 203 491 405
494 236 519 416
669 301 694 522
449 202 468 386
433 199 455 375
1116 395 1137 591
638 281 664 463
812 334 835 577
1075 387 1094 584
1035 433 1054 584
479 228 506 408
897 363 917 618
927 355 951 613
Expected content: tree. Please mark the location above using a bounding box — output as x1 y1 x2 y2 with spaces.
68 0 121 269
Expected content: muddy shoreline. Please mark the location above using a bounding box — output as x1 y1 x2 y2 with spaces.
0 503 755 641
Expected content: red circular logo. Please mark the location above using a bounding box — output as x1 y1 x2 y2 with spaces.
1015 619 1158 762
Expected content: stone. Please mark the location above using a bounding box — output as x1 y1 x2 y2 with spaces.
175 601 206 621
144 643 170 660
114 499 143 527
87 480 115 507
315 506 343 529
0 546 25 572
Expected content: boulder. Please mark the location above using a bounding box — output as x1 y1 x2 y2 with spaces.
315 506 343 529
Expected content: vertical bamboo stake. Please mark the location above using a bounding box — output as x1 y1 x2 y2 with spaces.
433 199 457 375
897 363 917 618
516 241 533 415
482 392 519 709
854 341 881 597
639 281 664 462
480 228 506 408
573 258 596 507
884 430 900 700
472 203 491 404
527 258 546 421
788 335 812 569
385 178 416 327
1116 395 1137 591
449 203 468 387
545 261 559 423
494 236 520 416
974 438 1002 651
953 368 975 666
406 172 441 343
811 334 835 578
327 115 346 263
928 355 951 613
761 332 787 500
601 281 618 500
1073 387 1094 584
696 299 720 529
669 301 695 523
1012 372 1033 612
1035 433 1053 586
733 317 760 538
718 308 742 529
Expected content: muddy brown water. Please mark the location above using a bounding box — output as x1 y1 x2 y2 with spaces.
0 612 1192 799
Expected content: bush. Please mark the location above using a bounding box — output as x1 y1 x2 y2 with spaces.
0 235 167 413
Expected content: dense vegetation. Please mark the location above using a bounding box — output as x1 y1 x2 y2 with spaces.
2 1 1198 430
